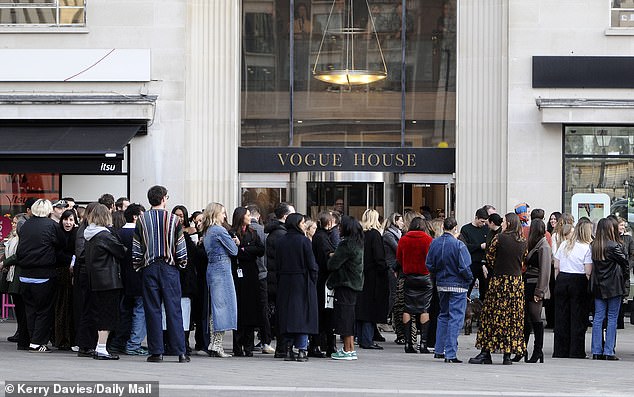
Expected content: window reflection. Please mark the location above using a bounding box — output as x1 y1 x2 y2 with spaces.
241 0 456 148
0 173 59 215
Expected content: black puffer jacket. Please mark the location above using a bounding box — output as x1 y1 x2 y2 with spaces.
591 240 629 299
16 216 65 279
84 226 126 291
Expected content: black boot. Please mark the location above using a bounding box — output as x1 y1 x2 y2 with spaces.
404 320 416 353
283 341 295 361
468 350 492 364
326 334 337 357
418 321 431 354
184 331 191 355
526 322 544 363
308 335 326 358
503 353 512 365
7 330 19 343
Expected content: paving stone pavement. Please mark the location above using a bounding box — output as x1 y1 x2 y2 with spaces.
1 319 633 397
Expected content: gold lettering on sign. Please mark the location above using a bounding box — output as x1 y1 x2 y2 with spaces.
382 154 393 167
395 154 405 167
353 152 364 166
305 153 316 166
289 153 302 166
318 153 330 167
407 154 416 167
333 153 343 167
367 154 380 167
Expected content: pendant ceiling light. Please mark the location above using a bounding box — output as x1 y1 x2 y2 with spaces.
312 0 388 86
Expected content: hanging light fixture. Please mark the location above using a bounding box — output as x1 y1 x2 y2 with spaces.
312 0 388 86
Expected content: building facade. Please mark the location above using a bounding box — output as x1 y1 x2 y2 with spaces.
0 0 632 225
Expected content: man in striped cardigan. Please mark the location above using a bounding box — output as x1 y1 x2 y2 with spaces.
132 185 189 363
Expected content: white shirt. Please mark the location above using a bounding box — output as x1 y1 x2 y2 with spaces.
554 240 591 274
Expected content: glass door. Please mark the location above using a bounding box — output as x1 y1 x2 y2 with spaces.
395 182 451 218
306 182 384 220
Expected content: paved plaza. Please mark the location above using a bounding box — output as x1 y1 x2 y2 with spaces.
0 319 633 397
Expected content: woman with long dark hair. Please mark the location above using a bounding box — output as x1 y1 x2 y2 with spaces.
589 218 629 360
54 209 78 350
275 213 319 362
469 213 526 365
547 212 562 235
230 206 265 357
513 219 551 363
327 216 364 360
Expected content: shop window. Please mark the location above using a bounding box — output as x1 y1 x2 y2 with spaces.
564 126 634 224
0 0 86 27
0 173 59 215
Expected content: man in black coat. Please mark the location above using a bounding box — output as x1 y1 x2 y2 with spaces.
459 207 489 300
263 202 295 357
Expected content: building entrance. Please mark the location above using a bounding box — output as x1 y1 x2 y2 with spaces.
306 182 383 220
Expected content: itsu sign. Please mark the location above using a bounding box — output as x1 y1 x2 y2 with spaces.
99 162 119 172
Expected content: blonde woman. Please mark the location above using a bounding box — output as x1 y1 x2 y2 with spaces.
355 209 389 350
16 199 65 353
552 220 592 359
201 202 239 358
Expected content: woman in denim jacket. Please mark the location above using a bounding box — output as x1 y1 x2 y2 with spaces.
202 202 239 358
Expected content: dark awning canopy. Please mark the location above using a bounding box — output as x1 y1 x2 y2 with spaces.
0 123 143 158
0 122 144 173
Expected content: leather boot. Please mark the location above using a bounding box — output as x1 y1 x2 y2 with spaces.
284 341 295 361
326 334 337 357
308 335 326 358
404 320 416 353
526 322 544 363
418 321 431 354
503 353 512 365
468 350 492 364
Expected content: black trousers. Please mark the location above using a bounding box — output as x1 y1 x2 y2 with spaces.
467 262 488 300
258 278 272 345
11 293 30 348
75 270 97 350
553 273 588 358
21 279 56 346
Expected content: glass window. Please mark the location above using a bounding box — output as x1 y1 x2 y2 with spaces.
564 126 634 223
241 0 457 148
610 0 634 28
241 187 287 218
0 173 59 215
0 0 86 27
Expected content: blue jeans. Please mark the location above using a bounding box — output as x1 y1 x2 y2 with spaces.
126 296 146 351
434 291 467 359
285 333 308 350
591 296 620 356
356 321 374 348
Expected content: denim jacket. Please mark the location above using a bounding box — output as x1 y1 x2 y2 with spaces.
426 232 473 289
204 225 238 263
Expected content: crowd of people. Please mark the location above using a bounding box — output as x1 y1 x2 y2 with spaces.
0 187 632 364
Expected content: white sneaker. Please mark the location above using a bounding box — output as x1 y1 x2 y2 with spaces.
261 344 275 354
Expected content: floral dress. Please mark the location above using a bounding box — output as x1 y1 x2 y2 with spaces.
475 233 527 354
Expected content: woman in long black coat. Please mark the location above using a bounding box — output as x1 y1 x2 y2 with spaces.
276 213 319 362
230 207 265 357
355 209 389 350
